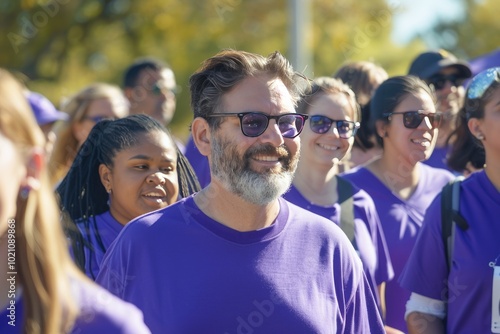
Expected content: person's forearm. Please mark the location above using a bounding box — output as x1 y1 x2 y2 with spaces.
407 312 445 334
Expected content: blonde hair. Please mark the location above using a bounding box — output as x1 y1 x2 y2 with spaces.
0 69 79 333
49 83 128 185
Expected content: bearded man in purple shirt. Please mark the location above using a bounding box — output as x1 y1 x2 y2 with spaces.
97 49 384 333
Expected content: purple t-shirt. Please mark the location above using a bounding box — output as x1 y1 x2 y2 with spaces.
184 135 211 187
341 163 454 332
0 276 150 333
74 211 123 280
400 170 500 334
282 182 394 306
422 145 451 172
96 196 384 333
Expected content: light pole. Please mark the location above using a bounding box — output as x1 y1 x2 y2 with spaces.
289 0 313 77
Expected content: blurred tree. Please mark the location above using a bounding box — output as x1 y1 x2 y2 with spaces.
310 0 425 77
418 0 499 61
0 0 426 140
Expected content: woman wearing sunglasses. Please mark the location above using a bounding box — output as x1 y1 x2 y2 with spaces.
282 76 395 331
400 67 500 334
49 83 129 186
341 75 455 333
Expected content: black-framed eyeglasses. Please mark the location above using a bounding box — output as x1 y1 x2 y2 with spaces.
309 115 360 139
206 112 308 138
466 67 500 100
383 110 442 129
82 115 115 123
427 74 465 90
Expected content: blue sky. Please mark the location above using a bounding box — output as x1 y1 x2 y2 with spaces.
389 0 465 44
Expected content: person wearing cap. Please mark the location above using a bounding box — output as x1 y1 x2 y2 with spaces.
408 49 472 171
28 91 69 137
27 91 69 157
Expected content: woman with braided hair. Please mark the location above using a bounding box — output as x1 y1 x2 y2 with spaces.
57 114 200 280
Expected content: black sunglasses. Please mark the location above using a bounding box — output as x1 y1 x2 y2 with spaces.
206 112 308 138
383 110 442 129
309 115 360 139
427 74 464 90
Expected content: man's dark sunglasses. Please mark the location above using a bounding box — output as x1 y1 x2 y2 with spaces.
427 74 465 90
206 112 308 138
383 110 442 129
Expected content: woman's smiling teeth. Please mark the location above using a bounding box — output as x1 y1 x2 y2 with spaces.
144 190 166 199
318 143 338 151
411 138 431 147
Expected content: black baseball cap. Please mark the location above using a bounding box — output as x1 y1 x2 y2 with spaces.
408 50 472 80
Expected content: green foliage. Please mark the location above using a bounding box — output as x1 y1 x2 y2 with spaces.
3 0 494 140
420 0 499 60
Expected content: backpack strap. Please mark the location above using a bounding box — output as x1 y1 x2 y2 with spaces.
441 176 468 273
336 175 357 250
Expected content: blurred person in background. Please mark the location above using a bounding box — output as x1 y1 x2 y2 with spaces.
123 57 185 151
49 83 129 186
27 91 69 157
408 49 472 172
333 61 388 170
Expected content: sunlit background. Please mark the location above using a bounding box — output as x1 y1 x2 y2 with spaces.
0 0 498 141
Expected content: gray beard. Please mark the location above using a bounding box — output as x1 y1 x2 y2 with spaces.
210 135 297 205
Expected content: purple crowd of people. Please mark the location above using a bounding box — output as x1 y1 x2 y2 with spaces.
1 47 499 334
